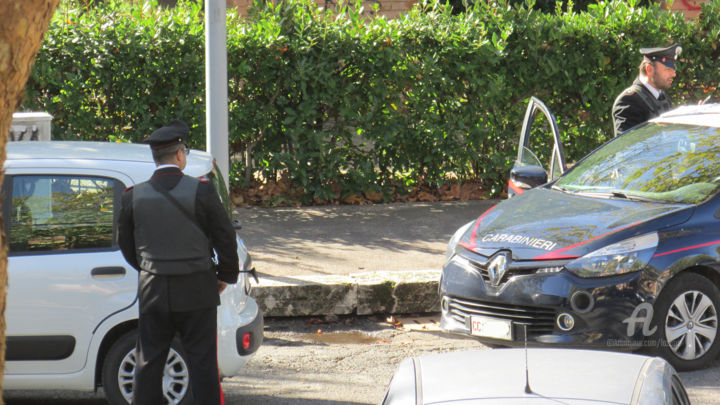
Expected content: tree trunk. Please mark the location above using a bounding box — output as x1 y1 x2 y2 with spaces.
0 1 60 399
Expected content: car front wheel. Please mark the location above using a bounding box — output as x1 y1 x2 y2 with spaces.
652 272 720 371
102 331 193 405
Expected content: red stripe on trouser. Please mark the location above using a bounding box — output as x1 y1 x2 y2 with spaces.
217 334 225 405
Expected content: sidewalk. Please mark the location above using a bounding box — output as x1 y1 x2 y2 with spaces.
232 199 498 317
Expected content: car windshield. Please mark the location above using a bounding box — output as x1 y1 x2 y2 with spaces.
554 123 720 204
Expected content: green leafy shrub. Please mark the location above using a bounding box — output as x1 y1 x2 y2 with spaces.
22 0 720 203
25 1 207 146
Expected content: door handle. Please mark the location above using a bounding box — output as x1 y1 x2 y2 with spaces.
91 266 126 278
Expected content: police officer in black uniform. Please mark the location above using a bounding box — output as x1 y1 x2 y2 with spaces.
118 120 239 405
612 44 682 137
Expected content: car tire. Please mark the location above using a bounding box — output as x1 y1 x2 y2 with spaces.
102 331 194 405
651 272 720 371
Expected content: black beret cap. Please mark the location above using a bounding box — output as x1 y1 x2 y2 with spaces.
640 44 682 70
143 120 189 149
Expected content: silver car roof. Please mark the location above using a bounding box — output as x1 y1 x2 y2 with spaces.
651 102 720 127
4 141 215 185
400 348 672 404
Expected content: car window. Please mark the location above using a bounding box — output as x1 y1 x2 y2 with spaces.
205 163 231 216
515 97 566 182
8 175 119 253
518 146 543 168
555 124 720 204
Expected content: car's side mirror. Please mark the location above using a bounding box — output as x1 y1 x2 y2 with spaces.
509 166 547 197
232 219 243 230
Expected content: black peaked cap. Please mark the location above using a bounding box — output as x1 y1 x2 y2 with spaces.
143 120 189 149
640 44 682 69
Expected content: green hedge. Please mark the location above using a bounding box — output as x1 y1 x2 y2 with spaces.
22 0 720 203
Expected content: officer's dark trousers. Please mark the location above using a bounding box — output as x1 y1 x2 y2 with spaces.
132 307 221 405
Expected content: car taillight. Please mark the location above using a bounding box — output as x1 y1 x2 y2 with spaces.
242 332 251 350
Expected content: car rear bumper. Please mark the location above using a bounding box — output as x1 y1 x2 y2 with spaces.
218 297 263 377
439 257 658 349
235 303 264 356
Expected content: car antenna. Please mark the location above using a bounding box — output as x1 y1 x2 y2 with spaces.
523 324 533 394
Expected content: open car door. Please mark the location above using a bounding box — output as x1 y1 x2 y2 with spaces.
508 96 566 197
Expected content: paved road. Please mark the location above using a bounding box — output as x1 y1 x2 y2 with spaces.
6 315 720 405
226 314 481 404
235 200 498 278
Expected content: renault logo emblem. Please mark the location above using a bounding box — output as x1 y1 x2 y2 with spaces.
487 253 509 286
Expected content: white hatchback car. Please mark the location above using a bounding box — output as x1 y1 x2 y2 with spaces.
2 141 263 405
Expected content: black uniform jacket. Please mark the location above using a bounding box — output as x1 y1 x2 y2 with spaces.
118 166 239 313
612 78 672 136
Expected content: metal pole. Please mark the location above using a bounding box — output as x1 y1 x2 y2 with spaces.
205 0 230 191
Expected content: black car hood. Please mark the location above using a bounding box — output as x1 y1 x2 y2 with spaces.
459 187 693 260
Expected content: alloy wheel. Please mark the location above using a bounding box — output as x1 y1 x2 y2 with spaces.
664 290 718 360
118 347 190 404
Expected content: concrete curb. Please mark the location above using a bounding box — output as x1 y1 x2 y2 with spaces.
251 270 441 317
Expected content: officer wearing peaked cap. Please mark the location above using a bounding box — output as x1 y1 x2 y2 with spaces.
612 44 682 137
143 119 188 147
118 120 239 405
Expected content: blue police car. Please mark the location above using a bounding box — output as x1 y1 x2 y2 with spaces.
441 98 720 371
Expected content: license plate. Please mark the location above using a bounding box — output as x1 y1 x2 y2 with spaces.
470 316 512 340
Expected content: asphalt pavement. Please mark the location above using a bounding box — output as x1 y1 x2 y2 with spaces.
233 199 498 278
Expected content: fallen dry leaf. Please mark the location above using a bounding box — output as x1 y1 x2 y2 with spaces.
385 316 403 328
343 194 366 205
364 191 383 202
417 191 437 202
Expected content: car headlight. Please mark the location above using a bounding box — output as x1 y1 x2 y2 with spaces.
565 232 658 278
446 221 474 261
